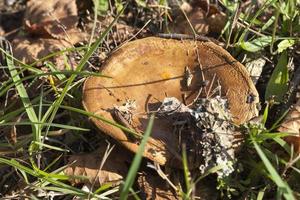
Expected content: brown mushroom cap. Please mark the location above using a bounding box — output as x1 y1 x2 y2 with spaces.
82 37 259 165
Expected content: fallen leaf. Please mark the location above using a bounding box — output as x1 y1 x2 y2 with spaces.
169 3 226 35
278 98 300 153
24 0 78 38
170 7 209 35
64 143 131 187
12 36 77 70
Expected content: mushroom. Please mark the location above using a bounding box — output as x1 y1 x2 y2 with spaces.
82 37 259 166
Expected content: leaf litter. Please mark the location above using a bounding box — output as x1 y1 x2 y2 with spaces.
64 141 131 187
169 1 227 35
24 0 78 38
278 98 300 153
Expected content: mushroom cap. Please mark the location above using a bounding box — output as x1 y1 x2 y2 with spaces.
82 37 259 165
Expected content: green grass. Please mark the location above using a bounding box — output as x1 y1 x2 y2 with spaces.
119 114 155 200
0 4 127 199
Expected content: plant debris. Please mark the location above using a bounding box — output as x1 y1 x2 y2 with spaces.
9 0 88 71
12 36 78 70
24 0 78 38
64 142 131 187
278 98 300 153
169 3 226 35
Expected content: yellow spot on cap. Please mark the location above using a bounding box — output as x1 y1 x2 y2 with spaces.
161 71 171 79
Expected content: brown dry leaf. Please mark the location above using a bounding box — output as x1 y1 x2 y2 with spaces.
206 12 227 34
170 4 227 35
137 172 178 200
24 0 78 38
278 99 300 152
170 7 209 35
12 36 77 70
64 144 131 187
85 15 142 45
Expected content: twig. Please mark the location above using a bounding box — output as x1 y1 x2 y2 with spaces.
88 141 115 199
206 73 216 98
157 33 211 42
226 3 241 49
175 0 196 36
281 152 300 177
113 20 151 52
154 162 178 192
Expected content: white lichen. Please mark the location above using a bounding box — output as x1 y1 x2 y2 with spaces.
157 96 236 178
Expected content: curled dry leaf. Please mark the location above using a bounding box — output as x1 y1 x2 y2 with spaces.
12 36 77 70
82 37 259 166
11 0 88 69
24 0 78 38
64 144 131 187
278 99 300 153
137 172 178 200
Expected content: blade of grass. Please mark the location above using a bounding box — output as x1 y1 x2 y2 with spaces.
28 46 88 67
262 102 269 125
94 183 113 194
0 47 43 74
237 0 278 45
0 70 107 98
252 140 295 200
4 40 40 142
257 187 266 200
182 145 192 199
0 121 89 131
32 141 69 152
120 114 155 200
273 137 292 155
268 109 290 131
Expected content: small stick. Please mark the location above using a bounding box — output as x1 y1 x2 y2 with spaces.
154 163 178 192
187 49 207 106
157 33 211 42
206 73 217 98
207 80 222 99
196 49 207 95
